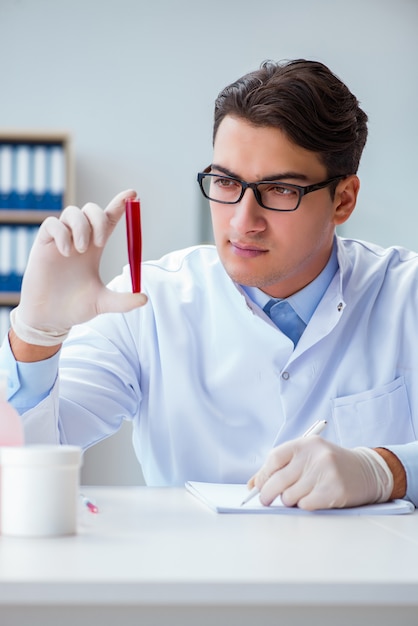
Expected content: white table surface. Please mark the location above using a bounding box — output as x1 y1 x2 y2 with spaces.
0 486 417 626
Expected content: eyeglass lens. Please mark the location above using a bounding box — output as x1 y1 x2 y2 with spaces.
201 174 301 211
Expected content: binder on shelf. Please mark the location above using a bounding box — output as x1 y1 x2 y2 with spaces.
14 144 32 209
32 144 48 211
0 226 13 278
0 144 13 209
15 225 35 276
47 144 65 211
0 306 12 343
0 224 38 292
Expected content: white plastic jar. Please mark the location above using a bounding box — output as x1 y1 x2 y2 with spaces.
0 444 82 537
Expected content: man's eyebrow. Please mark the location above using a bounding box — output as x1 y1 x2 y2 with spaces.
210 163 309 182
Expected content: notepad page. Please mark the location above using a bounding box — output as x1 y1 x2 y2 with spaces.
185 481 415 515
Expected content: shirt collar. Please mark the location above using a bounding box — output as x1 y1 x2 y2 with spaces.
241 237 339 325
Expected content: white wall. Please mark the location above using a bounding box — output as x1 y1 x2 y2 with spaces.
1 0 417 484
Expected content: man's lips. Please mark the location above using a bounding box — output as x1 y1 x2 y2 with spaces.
229 241 268 258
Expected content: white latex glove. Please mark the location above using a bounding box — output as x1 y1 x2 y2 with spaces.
250 437 393 510
11 189 147 346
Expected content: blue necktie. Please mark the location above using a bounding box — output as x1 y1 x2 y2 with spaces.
264 299 306 346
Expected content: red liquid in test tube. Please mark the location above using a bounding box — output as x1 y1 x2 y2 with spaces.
125 198 142 293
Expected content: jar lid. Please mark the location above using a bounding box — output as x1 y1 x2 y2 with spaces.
0 444 82 467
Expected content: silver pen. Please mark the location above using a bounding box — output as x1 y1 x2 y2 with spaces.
240 419 328 506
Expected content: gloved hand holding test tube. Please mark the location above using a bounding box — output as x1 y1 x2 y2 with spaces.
10 190 147 349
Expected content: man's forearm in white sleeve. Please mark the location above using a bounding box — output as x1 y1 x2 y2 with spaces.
0 334 61 443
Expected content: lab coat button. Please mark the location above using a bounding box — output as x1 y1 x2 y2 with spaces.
281 371 290 380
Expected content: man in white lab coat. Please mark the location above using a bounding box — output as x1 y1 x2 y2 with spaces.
1 59 416 509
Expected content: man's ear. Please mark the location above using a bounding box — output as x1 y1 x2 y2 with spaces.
332 175 360 226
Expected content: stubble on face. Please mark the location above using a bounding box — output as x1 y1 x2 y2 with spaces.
217 230 333 298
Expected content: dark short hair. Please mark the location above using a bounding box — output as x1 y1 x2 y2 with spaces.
213 59 368 177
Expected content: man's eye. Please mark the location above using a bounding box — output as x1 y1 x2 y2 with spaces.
214 177 238 188
270 184 296 196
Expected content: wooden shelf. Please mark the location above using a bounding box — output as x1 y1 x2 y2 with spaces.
0 209 61 224
0 292 20 306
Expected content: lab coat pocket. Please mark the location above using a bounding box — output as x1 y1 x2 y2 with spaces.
331 377 415 448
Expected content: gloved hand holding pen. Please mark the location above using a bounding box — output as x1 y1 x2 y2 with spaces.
10 190 147 349
247 437 394 511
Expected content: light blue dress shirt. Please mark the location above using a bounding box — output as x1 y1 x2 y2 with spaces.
243 238 339 344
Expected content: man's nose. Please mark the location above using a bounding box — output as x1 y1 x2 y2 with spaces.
229 188 266 233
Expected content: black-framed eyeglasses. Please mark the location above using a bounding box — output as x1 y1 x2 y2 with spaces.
197 167 347 212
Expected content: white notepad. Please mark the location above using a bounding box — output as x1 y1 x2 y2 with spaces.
185 481 415 515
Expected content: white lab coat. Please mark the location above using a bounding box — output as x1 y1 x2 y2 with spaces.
8 237 418 503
